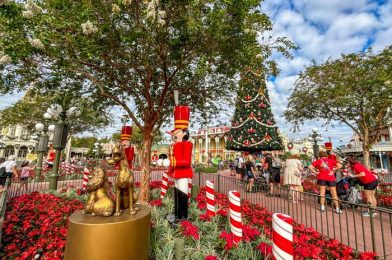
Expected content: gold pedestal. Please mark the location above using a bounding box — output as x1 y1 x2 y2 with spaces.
64 205 151 260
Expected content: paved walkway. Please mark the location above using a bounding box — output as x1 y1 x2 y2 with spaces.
195 170 392 259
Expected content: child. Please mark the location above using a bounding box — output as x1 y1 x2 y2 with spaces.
18 161 35 193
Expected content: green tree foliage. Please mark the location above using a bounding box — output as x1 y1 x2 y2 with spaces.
284 46 392 166
0 0 295 202
226 59 282 152
0 89 111 135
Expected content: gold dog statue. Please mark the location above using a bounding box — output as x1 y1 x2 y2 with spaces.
84 167 115 217
107 143 139 215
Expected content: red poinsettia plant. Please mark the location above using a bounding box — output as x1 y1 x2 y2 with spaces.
1 192 83 259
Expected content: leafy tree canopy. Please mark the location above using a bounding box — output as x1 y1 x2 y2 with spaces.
284 46 392 166
0 0 295 202
0 89 111 135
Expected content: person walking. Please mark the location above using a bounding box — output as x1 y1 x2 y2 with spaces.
266 154 281 197
309 151 343 214
0 157 6 193
245 155 256 192
237 154 245 183
346 158 378 217
283 154 303 203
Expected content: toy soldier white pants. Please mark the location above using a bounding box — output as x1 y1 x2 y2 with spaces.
174 178 188 194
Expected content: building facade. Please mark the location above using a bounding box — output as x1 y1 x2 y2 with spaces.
339 127 392 173
0 125 36 160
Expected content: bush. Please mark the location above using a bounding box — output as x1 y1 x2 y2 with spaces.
195 166 218 173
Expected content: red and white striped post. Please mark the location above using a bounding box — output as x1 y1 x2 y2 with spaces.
206 180 215 216
82 168 90 190
188 178 192 201
272 213 294 260
228 190 242 244
160 172 169 198
71 164 76 174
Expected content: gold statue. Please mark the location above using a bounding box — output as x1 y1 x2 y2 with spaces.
107 143 139 215
84 167 115 217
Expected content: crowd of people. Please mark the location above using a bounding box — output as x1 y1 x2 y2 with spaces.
229 151 380 217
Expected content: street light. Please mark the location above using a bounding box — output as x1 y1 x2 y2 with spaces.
121 114 128 126
35 120 55 180
308 128 323 158
94 139 104 159
48 104 80 190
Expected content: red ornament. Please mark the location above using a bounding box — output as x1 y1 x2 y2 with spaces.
264 133 271 141
259 103 266 108
245 95 251 101
287 143 294 150
249 112 255 119
267 120 272 125
243 140 250 146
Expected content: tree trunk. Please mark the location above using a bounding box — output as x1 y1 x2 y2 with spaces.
362 130 370 168
138 127 153 204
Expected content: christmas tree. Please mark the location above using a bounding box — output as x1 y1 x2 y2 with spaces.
226 62 283 152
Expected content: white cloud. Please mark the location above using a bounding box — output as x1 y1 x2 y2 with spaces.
263 0 391 144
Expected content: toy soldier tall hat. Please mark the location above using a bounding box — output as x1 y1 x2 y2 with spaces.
167 106 190 134
121 125 132 140
324 142 333 151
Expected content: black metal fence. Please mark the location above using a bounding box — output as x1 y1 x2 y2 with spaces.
193 172 392 259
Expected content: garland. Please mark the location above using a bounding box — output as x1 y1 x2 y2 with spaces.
230 117 276 129
231 139 281 147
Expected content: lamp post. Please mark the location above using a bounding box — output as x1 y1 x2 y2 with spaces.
94 139 104 159
0 139 5 157
34 119 55 179
307 127 323 159
48 104 80 190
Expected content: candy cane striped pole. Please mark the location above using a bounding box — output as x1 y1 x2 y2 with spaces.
228 190 242 244
188 178 192 200
71 164 76 174
82 168 90 190
206 180 215 216
160 172 169 198
272 213 293 260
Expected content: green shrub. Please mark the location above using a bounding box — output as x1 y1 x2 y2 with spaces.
194 166 218 173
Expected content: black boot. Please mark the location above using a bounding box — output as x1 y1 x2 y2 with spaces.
178 189 189 220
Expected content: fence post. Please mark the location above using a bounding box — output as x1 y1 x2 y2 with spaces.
217 174 221 193
198 170 201 186
369 207 377 253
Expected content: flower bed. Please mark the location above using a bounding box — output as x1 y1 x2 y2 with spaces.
2 182 378 259
1 192 84 259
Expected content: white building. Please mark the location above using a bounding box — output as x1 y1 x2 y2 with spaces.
0 125 36 160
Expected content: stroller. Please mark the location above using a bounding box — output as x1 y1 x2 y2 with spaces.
322 177 362 208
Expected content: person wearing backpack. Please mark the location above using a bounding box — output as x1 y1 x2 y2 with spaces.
266 154 282 197
0 155 18 193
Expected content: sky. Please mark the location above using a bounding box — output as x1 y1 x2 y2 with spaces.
0 0 391 145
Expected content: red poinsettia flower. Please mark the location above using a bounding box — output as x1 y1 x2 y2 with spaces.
205 256 217 260
179 220 200 240
149 199 163 207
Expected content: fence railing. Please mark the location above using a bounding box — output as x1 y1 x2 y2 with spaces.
3 169 391 258
5 169 166 199
193 172 392 259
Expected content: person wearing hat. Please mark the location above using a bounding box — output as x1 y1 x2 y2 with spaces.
325 142 337 162
120 125 135 169
164 105 193 224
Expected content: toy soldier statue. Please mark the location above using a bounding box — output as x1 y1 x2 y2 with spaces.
325 142 337 162
163 93 193 224
121 125 134 169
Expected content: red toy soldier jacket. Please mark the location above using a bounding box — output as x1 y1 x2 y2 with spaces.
167 141 193 179
124 146 134 169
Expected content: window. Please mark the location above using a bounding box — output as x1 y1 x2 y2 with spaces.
4 145 15 157
9 126 16 138
18 146 28 158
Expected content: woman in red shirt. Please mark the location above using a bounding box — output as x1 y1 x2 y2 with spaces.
346 158 378 217
309 151 343 213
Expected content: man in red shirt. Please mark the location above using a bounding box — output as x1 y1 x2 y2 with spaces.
309 151 343 213
347 158 378 217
